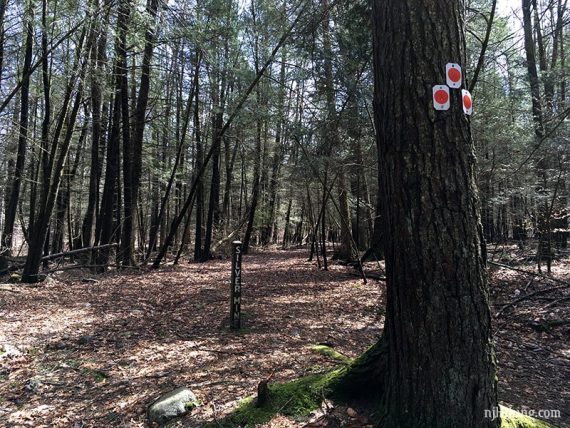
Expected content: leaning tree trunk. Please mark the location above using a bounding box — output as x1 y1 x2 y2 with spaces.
22 76 86 282
372 0 499 426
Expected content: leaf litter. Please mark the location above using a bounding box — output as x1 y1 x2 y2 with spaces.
0 247 568 427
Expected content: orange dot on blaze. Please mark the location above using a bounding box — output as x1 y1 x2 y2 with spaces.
434 89 449 105
448 67 461 82
463 94 472 109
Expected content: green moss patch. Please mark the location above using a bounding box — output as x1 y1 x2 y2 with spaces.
310 344 353 364
500 405 557 428
212 368 345 427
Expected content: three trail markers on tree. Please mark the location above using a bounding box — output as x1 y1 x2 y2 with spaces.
432 63 473 114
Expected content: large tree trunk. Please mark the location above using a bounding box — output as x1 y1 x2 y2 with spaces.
372 0 499 426
118 0 132 265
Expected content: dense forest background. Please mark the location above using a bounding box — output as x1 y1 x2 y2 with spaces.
0 0 568 281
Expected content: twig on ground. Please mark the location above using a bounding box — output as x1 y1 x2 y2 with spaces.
495 283 570 317
544 295 570 309
0 286 21 293
489 261 570 287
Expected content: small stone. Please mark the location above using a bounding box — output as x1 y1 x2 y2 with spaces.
147 387 198 425
24 378 42 393
347 407 357 418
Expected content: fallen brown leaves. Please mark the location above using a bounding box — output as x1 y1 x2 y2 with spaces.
0 247 568 427
0 249 382 427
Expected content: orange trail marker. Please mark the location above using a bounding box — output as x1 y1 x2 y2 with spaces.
433 85 450 110
446 63 462 88
461 89 473 115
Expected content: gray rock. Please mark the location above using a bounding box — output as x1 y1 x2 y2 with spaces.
148 387 198 425
0 344 22 358
24 378 42 393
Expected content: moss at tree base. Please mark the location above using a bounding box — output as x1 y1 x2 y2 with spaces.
213 341 558 428
210 368 346 427
500 405 557 428
309 344 353 364
212 340 386 427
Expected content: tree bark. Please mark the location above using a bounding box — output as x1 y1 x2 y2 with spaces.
0 0 8 93
261 51 287 246
1 0 33 254
372 0 499 426
81 5 108 248
95 1 128 269
193 59 204 261
522 0 545 139
22 42 87 282
242 70 264 253
52 125 86 254
120 0 159 266
202 110 223 260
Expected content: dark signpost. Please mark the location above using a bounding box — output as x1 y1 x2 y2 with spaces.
230 241 242 329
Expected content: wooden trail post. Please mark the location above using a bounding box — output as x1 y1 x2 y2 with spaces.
230 241 242 329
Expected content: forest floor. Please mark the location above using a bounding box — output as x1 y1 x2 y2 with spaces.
0 246 568 427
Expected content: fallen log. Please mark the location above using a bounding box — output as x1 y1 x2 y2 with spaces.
40 243 118 262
